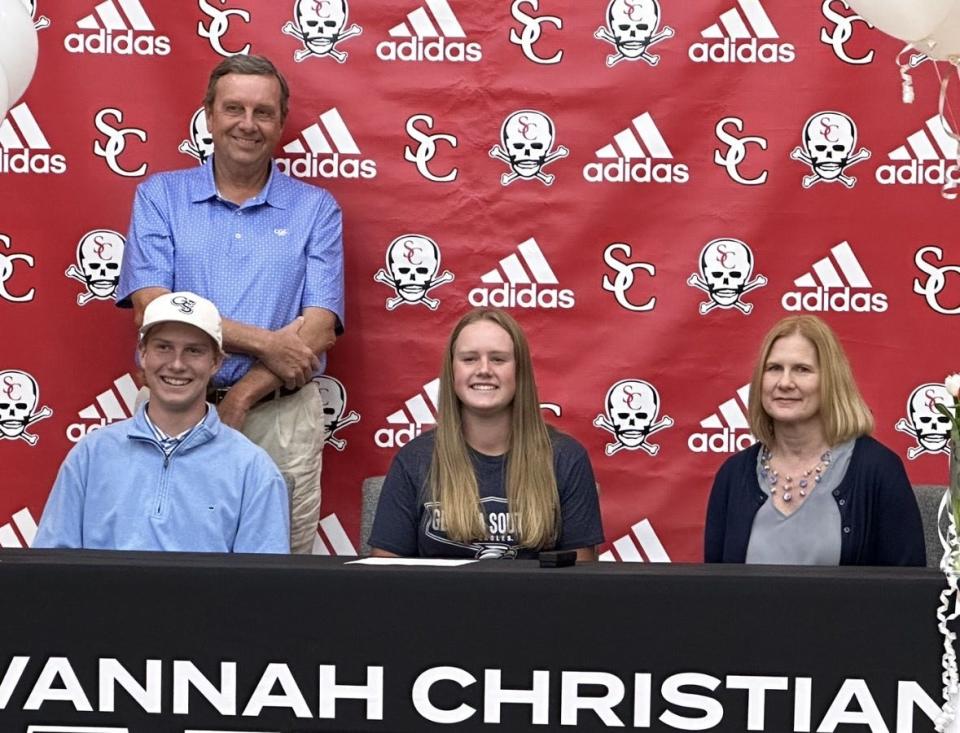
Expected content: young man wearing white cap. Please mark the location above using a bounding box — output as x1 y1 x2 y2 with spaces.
34 292 290 553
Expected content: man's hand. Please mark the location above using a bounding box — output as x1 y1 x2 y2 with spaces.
217 389 253 430
260 317 320 390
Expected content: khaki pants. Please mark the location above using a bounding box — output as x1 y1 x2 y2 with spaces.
241 384 324 555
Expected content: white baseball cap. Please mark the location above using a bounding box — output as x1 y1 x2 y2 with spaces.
139 292 223 350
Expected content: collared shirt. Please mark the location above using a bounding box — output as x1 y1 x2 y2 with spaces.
142 403 209 458
117 158 344 387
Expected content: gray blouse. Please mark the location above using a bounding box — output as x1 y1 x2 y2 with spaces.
745 439 855 565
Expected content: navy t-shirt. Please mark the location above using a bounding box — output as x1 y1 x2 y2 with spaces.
369 429 604 558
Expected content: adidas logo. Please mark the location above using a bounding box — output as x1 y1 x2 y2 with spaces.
782 241 888 313
689 0 795 64
876 115 960 186
276 108 377 180
0 104 67 175
687 384 757 453
468 238 575 309
312 513 358 556
583 112 689 184
599 518 670 563
0 508 37 548
66 372 138 443
375 378 440 448
65 0 170 55
377 0 481 62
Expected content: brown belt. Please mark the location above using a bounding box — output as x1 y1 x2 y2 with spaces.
207 385 300 407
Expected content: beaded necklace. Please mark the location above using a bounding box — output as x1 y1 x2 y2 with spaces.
759 446 832 502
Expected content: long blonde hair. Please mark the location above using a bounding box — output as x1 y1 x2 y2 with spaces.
429 308 559 549
747 315 874 445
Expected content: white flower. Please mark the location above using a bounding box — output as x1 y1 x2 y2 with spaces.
946 373 960 399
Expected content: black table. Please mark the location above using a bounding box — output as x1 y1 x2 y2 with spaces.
0 551 950 732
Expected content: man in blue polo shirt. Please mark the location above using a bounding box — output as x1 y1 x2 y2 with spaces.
116 55 344 554
35 292 290 553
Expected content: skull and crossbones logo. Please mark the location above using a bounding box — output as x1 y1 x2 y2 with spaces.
177 107 213 165
22 0 50 30
687 239 767 315
895 383 956 460
489 110 569 186
282 0 362 63
313 375 360 451
0 370 53 446
790 111 871 189
373 235 455 311
65 229 125 306
594 0 674 67
594 379 673 456
178 108 214 165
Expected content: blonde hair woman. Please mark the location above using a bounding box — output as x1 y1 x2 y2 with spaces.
704 315 924 565
370 308 603 560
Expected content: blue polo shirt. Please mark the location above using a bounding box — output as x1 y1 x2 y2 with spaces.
117 158 344 387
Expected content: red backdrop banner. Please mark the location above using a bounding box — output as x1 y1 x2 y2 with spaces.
2 0 958 561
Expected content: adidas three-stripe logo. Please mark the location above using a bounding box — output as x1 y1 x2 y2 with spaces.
782 241 888 313
596 113 672 160
0 104 50 150
389 0 465 38
78 373 138 421
599 519 670 563
701 0 778 39
283 109 360 155
687 384 757 453
888 115 959 161
469 239 575 308
700 384 750 431
0 508 37 549
387 378 440 427
876 114 960 186
793 241 870 289
77 0 154 31
480 238 558 285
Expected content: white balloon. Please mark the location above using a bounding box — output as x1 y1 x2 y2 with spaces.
917 4 960 60
0 66 9 122
846 0 957 42
0 0 38 104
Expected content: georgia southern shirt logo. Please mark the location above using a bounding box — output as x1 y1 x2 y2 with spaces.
197 0 252 57
282 0 362 63
508 0 563 65
0 370 53 446
65 229 126 306
374 235 455 311
93 107 148 178
404 114 459 182
0 233 36 303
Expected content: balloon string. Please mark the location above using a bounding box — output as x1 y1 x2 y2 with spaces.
934 60 960 200
898 45 916 104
